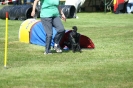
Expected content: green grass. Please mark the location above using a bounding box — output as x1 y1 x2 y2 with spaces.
0 9 133 88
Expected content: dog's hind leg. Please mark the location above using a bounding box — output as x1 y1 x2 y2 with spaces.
71 44 75 53
77 44 81 53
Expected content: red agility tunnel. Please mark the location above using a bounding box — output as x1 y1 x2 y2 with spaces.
60 30 95 49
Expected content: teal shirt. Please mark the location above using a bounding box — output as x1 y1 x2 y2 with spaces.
40 0 60 17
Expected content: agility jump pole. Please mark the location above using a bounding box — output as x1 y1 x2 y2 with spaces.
4 12 8 68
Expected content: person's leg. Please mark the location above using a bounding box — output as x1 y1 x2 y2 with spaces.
17 0 21 5
127 3 131 13
41 18 53 54
131 3 133 12
23 0 26 4
52 17 65 50
13 0 17 5
26 0 30 4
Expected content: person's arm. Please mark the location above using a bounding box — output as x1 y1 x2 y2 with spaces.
58 6 66 22
31 0 39 17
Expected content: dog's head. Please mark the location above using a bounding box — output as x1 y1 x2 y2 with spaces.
72 26 78 37
72 26 77 32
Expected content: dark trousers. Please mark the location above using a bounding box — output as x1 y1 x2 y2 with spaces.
41 17 65 52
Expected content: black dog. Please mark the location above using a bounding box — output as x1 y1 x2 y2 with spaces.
65 26 81 53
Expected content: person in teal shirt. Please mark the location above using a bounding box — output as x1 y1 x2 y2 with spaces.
31 0 66 54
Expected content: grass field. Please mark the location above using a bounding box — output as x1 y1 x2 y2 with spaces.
0 5 133 88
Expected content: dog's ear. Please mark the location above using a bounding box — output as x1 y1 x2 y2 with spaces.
72 26 77 32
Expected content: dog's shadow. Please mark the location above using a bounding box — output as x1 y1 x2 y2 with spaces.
62 48 82 53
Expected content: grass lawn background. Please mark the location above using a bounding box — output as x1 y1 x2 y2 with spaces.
0 5 133 88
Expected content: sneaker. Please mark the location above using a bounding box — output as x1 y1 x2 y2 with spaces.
54 46 62 53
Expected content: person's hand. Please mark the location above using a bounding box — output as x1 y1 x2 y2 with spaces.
61 14 66 22
31 11 35 17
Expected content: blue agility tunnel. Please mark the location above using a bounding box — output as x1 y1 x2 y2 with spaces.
30 22 57 46
19 19 57 47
